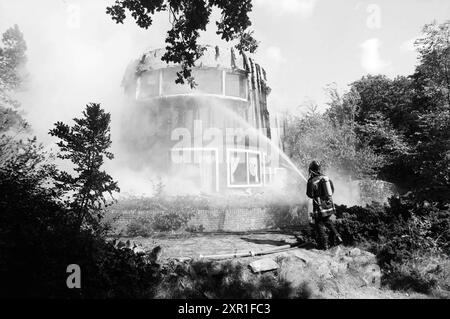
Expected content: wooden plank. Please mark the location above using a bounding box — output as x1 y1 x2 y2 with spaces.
249 258 279 273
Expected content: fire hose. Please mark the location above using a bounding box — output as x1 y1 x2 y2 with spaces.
197 242 303 260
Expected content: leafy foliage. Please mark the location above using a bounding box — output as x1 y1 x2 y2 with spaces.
410 109 450 202
106 0 258 87
414 20 450 108
293 188 450 295
332 195 450 294
0 112 162 299
0 137 162 298
347 22 450 195
125 216 154 237
2 17 450 298
283 107 385 179
110 195 204 236
284 20 450 201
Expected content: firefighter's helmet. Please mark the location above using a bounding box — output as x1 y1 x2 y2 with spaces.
308 161 321 176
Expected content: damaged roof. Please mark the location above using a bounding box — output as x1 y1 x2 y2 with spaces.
122 45 268 88
136 45 246 72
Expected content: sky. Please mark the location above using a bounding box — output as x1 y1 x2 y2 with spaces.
0 0 449 139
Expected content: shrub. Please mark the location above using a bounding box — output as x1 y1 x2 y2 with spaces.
107 195 201 234
155 259 311 299
0 147 162 298
0 186 162 298
152 210 194 232
329 195 450 295
334 202 391 246
125 216 154 237
266 202 309 230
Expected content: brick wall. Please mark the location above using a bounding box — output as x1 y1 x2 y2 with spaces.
187 208 273 232
114 205 309 233
111 179 396 234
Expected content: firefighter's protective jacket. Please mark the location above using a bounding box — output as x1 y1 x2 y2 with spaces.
306 174 334 214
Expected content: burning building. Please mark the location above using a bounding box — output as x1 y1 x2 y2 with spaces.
120 45 287 194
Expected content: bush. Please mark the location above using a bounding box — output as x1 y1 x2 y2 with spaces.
155 259 311 299
125 216 154 237
334 202 392 246
1 197 162 298
107 195 201 235
80 238 161 298
288 190 449 295
0 147 161 298
266 203 309 230
329 195 450 295
152 210 194 232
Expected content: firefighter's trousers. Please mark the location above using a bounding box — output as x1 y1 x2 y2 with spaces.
314 215 340 249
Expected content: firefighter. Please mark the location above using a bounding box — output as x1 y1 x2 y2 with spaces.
306 161 342 250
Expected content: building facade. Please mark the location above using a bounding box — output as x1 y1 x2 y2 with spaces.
121 45 285 193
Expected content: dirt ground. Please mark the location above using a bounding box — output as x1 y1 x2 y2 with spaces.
121 232 430 299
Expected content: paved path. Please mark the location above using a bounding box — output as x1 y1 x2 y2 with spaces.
125 232 298 259
120 233 430 299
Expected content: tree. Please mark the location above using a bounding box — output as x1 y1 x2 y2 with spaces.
406 20 450 198
336 76 414 186
49 103 120 231
0 25 30 168
0 24 27 90
0 24 28 131
335 20 450 196
283 109 384 179
106 0 258 87
412 110 450 202
325 83 360 128
348 75 415 131
0 134 158 298
414 20 450 108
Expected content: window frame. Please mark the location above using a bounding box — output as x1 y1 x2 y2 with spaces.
224 70 248 100
135 68 248 102
226 148 263 188
136 71 160 99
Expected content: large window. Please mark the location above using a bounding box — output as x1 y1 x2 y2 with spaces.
195 69 222 94
162 68 222 95
171 148 219 192
262 154 275 185
137 71 159 99
136 68 248 100
225 72 247 99
227 149 262 187
162 68 192 95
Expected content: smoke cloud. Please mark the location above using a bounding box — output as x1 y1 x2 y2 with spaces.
0 1 366 205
